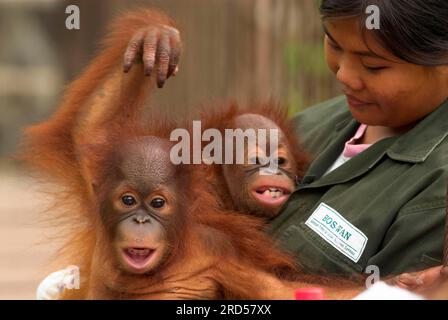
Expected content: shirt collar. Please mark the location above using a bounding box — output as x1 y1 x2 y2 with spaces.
387 98 448 163
333 98 448 164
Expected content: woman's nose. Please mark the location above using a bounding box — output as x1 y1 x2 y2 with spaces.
336 62 365 92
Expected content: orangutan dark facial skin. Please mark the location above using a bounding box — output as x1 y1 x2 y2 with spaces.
222 114 299 218
100 136 184 275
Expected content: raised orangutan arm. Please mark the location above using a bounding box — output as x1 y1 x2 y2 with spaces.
22 9 181 186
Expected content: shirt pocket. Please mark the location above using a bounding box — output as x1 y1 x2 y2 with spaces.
279 221 365 275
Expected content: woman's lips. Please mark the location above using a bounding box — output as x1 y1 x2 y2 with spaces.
345 94 373 108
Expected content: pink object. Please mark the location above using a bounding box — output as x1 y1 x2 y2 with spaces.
294 287 325 300
343 124 372 158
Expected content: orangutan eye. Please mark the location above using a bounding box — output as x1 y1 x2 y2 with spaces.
122 195 137 206
150 197 165 208
276 157 287 165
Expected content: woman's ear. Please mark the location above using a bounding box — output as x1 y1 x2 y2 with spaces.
442 66 448 92
438 65 448 77
433 65 448 93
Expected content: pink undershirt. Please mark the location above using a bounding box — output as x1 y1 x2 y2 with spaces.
343 124 372 158
325 124 372 175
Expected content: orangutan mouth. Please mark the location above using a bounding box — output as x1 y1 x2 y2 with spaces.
123 247 156 269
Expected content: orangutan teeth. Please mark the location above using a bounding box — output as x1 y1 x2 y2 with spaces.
128 248 150 256
259 188 285 198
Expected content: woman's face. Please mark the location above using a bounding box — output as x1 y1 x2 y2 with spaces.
324 18 448 128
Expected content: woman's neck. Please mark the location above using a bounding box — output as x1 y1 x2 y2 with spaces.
358 124 415 145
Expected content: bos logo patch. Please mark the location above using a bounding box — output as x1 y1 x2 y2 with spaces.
305 203 368 263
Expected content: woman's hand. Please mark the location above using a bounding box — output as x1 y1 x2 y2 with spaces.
387 265 448 294
123 24 182 88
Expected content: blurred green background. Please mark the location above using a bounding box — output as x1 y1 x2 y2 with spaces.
0 0 341 299
0 0 342 164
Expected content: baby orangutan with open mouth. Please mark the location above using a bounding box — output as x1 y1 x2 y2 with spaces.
202 104 309 219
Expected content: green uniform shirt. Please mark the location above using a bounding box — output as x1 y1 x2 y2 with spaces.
269 96 448 276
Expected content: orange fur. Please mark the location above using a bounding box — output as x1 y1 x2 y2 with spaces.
19 9 362 300
19 9 300 300
19 9 175 297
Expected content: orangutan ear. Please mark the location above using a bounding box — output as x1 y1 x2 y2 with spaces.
91 182 98 195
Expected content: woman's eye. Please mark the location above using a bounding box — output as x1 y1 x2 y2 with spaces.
327 40 341 51
150 198 165 209
364 65 387 72
122 195 137 206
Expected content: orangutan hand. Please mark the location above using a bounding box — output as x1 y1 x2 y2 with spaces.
123 24 181 88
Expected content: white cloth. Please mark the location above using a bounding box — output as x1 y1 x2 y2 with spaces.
324 152 351 175
36 265 80 300
353 282 424 300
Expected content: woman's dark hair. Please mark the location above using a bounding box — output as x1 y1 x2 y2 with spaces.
320 0 448 66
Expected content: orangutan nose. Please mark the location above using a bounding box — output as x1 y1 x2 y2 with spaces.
133 214 151 224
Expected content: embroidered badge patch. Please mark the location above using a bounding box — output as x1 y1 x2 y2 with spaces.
305 203 368 263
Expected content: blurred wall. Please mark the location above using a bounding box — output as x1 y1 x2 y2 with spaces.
0 0 341 163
